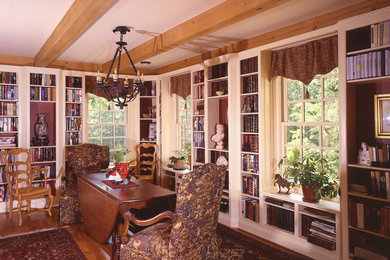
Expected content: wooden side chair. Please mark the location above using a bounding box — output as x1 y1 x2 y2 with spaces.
2 148 54 225
129 143 157 183
119 163 227 259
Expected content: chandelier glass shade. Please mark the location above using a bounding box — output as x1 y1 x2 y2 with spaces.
96 26 145 109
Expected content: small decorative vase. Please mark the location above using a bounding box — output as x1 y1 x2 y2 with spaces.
173 159 186 170
302 186 320 203
33 114 49 145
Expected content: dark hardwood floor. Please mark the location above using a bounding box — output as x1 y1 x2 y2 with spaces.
0 207 109 260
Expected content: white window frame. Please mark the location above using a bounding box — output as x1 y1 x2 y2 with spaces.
176 95 191 151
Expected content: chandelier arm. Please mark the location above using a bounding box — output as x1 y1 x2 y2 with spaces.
123 46 138 74
117 46 122 76
105 47 121 82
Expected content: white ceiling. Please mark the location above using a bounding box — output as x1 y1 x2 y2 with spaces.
0 0 366 71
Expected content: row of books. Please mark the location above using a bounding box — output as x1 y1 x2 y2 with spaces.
361 143 390 168
194 148 205 164
66 103 82 117
240 57 258 75
193 132 205 148
266 204 294 233
30 86 56 101
31 147 56 162
241 197 259 222
301 215 336 250
210 81 228 96
65 76 82 88
0 102 18 116
242 115 258 133
0 137 16 148
242 174 259 197
369 171 390 199
241 95 258 113
264 196 294 209
194 102 204 116
242 74 258 93
220 195 229 213
0 72 17 84
66 89 82 103
371 20 390 48
241 153 259 173
242 134 259 153
193 70 204 84
210 151 229 165
0 117 18 132
66 117 82 131
0 185 8 201
346 50 389 80
193 116 204 131
193 84 204 100
209 63 228 79
349 199 390 236
65 132 82 146
0 85 18 100
32 164 55 180
30 73 56 86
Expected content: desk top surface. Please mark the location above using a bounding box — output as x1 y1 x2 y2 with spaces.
78 172 176 203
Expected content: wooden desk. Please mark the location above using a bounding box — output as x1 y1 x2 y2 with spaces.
78 172 176 259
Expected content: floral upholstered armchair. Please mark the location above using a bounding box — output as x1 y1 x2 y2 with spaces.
120 163 226 260
58 143 109 225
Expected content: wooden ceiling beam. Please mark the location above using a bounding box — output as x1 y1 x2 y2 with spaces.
153 0 390 75
34 0 119 67
102 0 292 72
0 54 34 67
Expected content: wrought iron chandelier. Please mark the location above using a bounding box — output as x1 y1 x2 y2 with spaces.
96 26 145 109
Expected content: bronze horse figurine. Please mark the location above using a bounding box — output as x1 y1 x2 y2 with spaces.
274 174 291 194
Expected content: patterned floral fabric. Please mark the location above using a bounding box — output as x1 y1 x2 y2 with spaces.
120 163 226 260
58 144 109 225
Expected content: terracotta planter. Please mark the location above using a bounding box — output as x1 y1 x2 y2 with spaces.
302 186 319 203
173 159 186 170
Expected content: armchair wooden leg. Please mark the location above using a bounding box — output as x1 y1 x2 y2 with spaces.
9 197 13 219
17 201 23 226
27 200 31 213
47 194 53 217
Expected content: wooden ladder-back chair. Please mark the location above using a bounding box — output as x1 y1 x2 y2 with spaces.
129 143 157 183
2 148 53 225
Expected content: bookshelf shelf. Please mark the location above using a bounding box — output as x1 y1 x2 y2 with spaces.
348 191 390 202
349 226 390 240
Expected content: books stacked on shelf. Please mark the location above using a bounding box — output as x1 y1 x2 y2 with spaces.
240 57 258 75
241 95 258 113
243 115 258 133
0 72 17 84
66 117 82 131
65 76 82 88
241 154 258 173
193 70 204 84
210 81 228 96
193 132 205 148
30 73 56 86
66 104 81 116
66 89 82 102
0 102 18 116
0 184 6 201
346 50 389 80
220 194 229 213
266 203 294 233
193 85 204 100
307 220 336 251
40 87 56 101
369 171 390 199
210 151 228 163
31 147 56 162
349 198 390 236
193 116 204 131
242 74 258 93
210 63 227 79
194 102 204 115
241 197 259 222
0 136 16 147
371 20 390 48
242 134 259 153
65 132 82 146
0 85 18 100
242 174 259 197
0 118 18 132
195 149 205 164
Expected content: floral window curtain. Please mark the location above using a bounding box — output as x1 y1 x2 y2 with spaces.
270 35 338 85
170 73 191 99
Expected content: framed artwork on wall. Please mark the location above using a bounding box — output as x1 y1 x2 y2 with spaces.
148 122 157 140
375 94 390 138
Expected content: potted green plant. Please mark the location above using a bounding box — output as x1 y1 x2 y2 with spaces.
169 143 191 170
278 154 339 202
113 146 131 165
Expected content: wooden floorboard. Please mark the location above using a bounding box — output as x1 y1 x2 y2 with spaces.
0 207 110 260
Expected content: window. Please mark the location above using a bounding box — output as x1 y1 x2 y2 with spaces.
177 96 191 151
282 67 339 173
87 93 127 163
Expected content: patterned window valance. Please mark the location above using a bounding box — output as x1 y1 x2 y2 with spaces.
270 35 338 85
170 73 191 99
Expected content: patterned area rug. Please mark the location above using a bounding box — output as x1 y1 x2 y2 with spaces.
217 225 312 260
0 228 86 260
